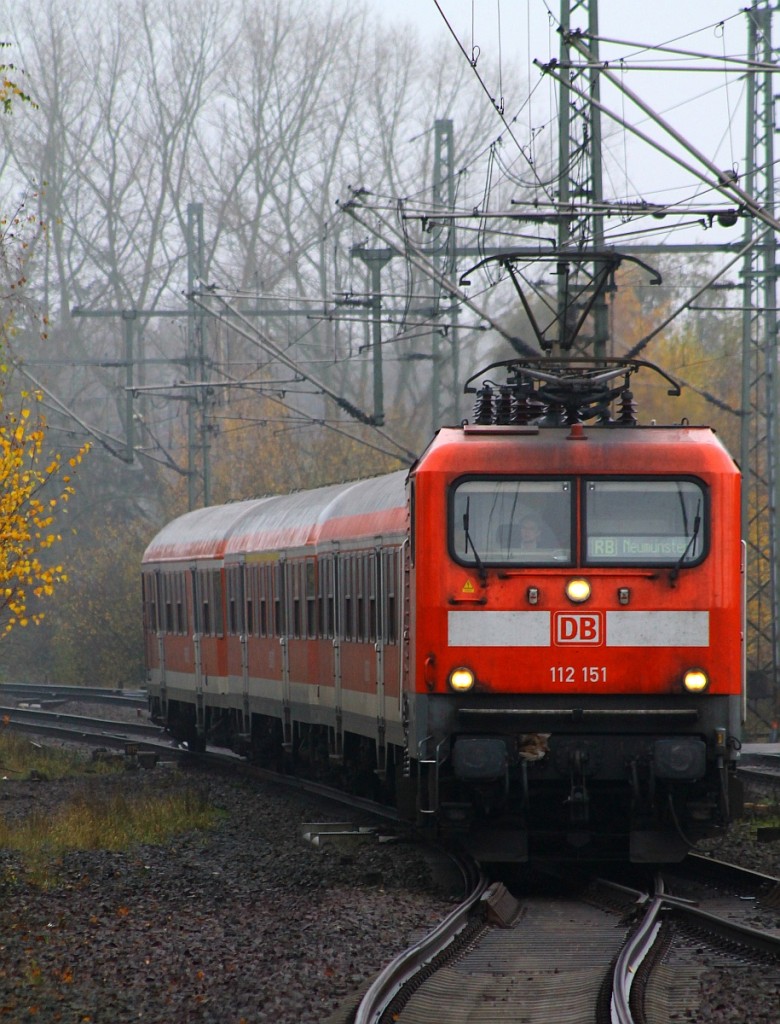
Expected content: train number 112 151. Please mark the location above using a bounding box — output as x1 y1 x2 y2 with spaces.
550 666 607 683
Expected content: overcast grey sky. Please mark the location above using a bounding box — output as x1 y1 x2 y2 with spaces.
376 0 746 53
368 0 758 225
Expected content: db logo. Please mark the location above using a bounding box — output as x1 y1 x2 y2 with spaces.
554 612 603 645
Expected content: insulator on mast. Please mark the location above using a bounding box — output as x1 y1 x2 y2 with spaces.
473 385 494 424
463 357 678 429
496 385 514 425
618 388 638 425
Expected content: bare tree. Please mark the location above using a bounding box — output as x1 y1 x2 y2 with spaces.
0 0 530 499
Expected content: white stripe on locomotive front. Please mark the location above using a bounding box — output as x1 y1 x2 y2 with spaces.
448 611 551 647
605 611 709 646
447 610 709 647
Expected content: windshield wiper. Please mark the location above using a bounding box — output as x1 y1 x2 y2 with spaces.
670 499 701 584
463 497 487 582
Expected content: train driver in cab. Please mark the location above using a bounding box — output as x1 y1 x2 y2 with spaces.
518 513 544 551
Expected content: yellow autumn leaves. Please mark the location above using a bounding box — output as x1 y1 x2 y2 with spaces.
0 55 86 636
0 43 37 116
0 389 89 634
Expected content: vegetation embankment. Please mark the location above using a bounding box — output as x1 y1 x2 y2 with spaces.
0 729 220 886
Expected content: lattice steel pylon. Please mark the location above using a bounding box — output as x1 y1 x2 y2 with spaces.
431 118 460 430
740 2 780 728
555 0 609 359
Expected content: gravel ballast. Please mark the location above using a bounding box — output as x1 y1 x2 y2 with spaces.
0 764 454 1023
0 756 777 1024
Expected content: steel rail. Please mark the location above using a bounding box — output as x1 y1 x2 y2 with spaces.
738 751 780 790
0 682 147 707
611 886 664 1024
0 711 177 756
685 851 780 889
662 896 780 957
611 864 780 1024
353 855 489 1024
0 705 161 740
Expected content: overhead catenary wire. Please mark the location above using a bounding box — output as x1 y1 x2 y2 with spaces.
538 55 774 226
172 373 412 464
337 193 539 357
39 8 757 485
578 31 764 70
9 354 193 475
189 285 417 464
10 359 136 465
431 0 556 205
625 226 771 360
415 6 757 240
543 32 780 234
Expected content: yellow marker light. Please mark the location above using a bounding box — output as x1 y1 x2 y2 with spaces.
566 578 591 603
683 669 709 693
449 667 476 692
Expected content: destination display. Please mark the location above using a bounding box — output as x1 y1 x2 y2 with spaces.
587 535 693 560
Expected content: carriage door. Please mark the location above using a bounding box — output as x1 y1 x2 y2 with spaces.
238 561 250 741
152 570 168 719
373 546 387 777
190 567 205 742
330 548 344 761
277 559 292 749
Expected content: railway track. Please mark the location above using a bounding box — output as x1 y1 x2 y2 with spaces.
3 685 779 1022
0 681 147 708
351 873 633 1024
738 749 780 789
5 680 777 776
630 858 780 1023
3 686 779 825
0 687 406 827
339 857 780 1024
0 703 175 755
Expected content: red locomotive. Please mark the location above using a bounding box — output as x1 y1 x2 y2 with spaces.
143 359 744 862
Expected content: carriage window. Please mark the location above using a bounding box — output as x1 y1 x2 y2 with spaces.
306 560 317 639
450 478 573 566
143 574 158 633
584 479 706 565
274 563 285 636
227 566 244 636
175 573 186 634
343 557 354 641
258 565 269 637
357 555 366 642
165 573 174 632
292 562 302 639
368 552 378 643
384 549 397 645
326 557 337 639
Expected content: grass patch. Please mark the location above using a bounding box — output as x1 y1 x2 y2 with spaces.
0 787 217 856
0 727 119 780
0 730 222 886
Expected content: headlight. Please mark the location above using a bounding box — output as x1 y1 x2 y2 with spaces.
654 738 706 779
448 667 476 692
683 669 709 693
566 578 591 603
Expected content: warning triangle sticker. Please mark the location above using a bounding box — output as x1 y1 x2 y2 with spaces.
462 579 476 593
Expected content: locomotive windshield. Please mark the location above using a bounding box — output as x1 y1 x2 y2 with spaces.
584 479 706 566
451 479 573 566
449 476 707 568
